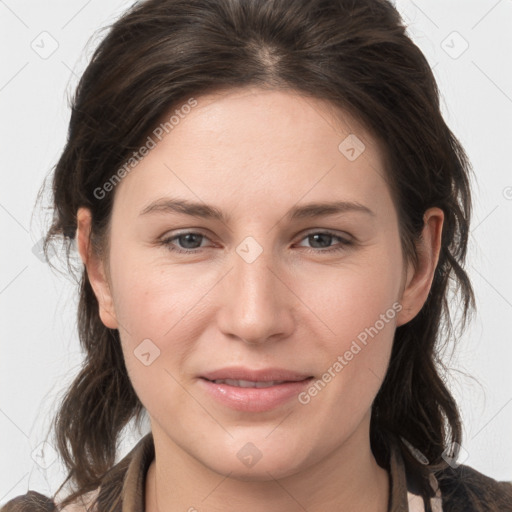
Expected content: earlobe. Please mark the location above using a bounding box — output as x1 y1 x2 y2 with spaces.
76 207 118 330
396 207 444 327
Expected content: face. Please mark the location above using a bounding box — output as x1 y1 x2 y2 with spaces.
79 86 441 481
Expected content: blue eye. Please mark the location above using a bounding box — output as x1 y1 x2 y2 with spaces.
159 230 352 255
160 232 209 254
296 231 353 253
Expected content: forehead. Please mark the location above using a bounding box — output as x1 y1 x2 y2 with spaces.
156 86 378 159
111 86 392 221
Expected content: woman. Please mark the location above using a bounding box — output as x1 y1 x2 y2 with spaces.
2 0 511 511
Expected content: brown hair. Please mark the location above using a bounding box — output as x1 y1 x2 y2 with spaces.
16 0 479 509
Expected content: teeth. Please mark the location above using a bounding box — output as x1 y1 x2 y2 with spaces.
212 379 285 388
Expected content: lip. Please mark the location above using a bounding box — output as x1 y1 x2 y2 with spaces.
198 366 314 412
201 366 313 382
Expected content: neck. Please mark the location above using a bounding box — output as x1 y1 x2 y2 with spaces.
145 417 389 512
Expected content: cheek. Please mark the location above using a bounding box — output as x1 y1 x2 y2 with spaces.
295 286 398 449
302 269 398 390
108 252 218 396
293 245 402 413
109 250 205 339
110 265 198 420
296 247 402 349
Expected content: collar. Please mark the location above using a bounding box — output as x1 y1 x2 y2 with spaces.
87 432 442 512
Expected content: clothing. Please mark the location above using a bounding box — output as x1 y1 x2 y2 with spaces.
1 432 511 511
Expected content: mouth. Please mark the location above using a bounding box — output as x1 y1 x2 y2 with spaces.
203 378 304 388
198 367 314 412
200 366 313 383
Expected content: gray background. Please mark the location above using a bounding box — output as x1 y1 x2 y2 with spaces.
1 0 511 504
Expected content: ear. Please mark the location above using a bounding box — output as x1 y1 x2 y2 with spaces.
76 207 118 329
396 207 444 327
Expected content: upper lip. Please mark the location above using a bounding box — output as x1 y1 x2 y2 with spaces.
200 367 313 382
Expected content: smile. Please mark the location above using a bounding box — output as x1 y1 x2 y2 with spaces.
208 379 289 388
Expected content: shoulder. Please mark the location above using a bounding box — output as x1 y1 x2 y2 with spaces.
0 434 152 512
436 462 512 511
1 488 100 512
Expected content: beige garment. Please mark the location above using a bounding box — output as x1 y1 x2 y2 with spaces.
54 432 439 511
407 473 444 512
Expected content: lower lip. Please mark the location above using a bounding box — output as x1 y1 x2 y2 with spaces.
198 378 313 412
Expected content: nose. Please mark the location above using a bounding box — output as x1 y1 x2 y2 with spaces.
216 240 296 345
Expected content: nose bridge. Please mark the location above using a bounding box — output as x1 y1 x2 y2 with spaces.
220 234 292 343
233 234 277 310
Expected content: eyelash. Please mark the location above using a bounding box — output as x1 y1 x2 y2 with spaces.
159 230 353 255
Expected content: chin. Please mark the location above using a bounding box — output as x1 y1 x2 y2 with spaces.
199 446 306 482
210 460 302 482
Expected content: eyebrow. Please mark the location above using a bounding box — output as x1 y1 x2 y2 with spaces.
139 197 375 223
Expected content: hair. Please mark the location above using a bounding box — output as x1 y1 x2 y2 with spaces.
21 0 479 509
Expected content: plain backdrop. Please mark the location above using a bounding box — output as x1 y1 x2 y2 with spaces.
1 0 511 505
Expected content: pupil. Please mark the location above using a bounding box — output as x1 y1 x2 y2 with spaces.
310 234 331 248
180 234 201 249
177 234 333 250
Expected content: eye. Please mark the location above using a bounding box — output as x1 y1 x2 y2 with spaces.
160 231 211 254
295 230 353 254
159 230 353 255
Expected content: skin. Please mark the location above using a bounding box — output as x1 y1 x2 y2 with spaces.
76 86 443 511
